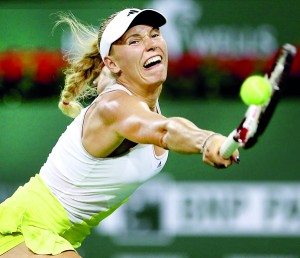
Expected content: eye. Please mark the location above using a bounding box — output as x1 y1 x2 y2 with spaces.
151 29 161 38
129 39 140 45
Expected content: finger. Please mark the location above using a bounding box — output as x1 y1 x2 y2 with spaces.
231 149 240 164
215 164 227 169
202 156 215 167
219 158 232 168
93 78 99 86
203 156 231 169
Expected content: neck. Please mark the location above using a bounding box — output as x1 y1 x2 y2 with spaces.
117 79 163 109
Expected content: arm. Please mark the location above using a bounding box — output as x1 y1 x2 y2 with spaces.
95 91 239 167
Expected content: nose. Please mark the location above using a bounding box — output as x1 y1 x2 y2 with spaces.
143 35 157 51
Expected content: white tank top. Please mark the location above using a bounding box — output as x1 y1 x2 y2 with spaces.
40 85 168 223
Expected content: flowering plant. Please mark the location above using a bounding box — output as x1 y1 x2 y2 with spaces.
0 47 299 101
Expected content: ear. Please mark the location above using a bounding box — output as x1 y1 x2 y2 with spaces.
103 56 120 74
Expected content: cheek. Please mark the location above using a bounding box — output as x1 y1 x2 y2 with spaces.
160 37 168 52
113 47 140 70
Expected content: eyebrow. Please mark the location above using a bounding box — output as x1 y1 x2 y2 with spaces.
123 27 160 42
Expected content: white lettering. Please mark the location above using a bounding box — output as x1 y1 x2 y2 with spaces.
147 0 278 57
98 178 300 241
191 25 277 57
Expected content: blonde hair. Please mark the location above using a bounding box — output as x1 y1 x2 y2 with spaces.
55 11 118 118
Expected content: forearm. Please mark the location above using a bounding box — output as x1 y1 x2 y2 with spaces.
160 117 215 154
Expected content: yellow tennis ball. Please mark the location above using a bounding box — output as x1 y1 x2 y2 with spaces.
240 75 272 105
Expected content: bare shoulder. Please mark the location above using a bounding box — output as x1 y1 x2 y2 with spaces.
93 90 149 124
81 90 142 158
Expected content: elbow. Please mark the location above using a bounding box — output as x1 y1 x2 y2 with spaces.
158 119 177 150
159 130 169 150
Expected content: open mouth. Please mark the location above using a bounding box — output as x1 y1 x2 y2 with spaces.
143 56 162 69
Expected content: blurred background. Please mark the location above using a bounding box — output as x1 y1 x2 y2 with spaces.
1 0 300 257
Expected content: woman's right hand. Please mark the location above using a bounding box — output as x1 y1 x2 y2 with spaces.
202 134 240 168
94 66 116 94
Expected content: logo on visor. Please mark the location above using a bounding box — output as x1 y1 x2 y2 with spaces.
128 9 139 16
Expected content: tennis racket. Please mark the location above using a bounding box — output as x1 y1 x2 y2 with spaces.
220 43 297 159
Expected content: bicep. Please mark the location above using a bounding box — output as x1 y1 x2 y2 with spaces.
116 111 168 146
100 94 168 146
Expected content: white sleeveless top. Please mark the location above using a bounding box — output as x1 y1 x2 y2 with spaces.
40 85 168 223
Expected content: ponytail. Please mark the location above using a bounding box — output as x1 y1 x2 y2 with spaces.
54 12 102 118
55 11 119 118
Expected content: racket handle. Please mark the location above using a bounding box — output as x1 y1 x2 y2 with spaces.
220 131 240 159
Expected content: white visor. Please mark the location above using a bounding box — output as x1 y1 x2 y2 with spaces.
99 8 167 59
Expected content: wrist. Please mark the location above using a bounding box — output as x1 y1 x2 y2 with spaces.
201 133 220 153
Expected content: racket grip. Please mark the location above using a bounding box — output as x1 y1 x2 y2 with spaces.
220 131 240 159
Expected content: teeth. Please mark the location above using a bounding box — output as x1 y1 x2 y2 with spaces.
144 56 162 67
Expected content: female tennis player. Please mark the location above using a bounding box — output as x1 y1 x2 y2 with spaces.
0 8 239 257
